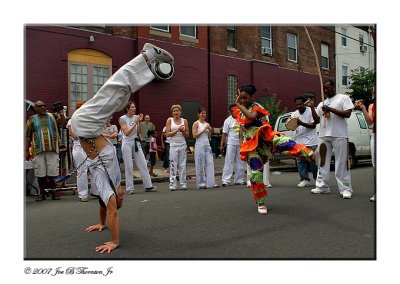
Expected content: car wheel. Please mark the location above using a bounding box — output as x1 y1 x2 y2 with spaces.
349 151 357 169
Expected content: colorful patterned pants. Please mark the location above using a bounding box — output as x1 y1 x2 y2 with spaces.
247 135 315 204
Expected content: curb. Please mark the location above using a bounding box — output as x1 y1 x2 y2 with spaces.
63 164 297 187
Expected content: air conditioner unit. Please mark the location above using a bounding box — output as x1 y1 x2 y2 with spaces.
360 45 367 53
261 47 272 55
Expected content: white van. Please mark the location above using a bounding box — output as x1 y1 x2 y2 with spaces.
274 110 372 168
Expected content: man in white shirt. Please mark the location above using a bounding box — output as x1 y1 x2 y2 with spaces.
220 104 246 186
309 79 354 199
291 96 319 188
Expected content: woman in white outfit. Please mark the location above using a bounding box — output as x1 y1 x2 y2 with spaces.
119 101 157 194
66 101 98 202
193 107 218 189
166 105 189 190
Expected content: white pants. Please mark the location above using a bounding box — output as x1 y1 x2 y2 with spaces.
86 144 121 206
315 137 352 193
169 144 187 189
221 144 245 184
371 133 375 168
32 151 59 177
72 143 98 198
194 142 216 188
71 55 154 138
122 138 153 192
246 162 271 186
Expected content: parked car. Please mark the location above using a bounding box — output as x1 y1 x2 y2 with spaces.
274 110 372 168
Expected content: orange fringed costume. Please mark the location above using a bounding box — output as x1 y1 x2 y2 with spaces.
233 102 315 204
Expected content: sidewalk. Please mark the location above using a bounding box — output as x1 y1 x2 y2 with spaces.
65 154 297 187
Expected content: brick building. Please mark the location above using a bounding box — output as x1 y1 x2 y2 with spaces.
25 25 335 144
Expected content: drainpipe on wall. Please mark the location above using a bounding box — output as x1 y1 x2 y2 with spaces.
207 26 212 123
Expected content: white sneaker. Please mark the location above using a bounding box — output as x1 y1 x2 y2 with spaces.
265 183 272 188
145 186 158 192
310 187 330 194
142 43 174 64
342 190 352 199
297 180 310 188
257 205 268 214
370 195 375 202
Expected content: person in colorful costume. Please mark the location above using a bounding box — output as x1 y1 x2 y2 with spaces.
25 100 66 201
233 85 315 214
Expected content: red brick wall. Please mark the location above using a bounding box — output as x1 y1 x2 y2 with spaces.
25 26 136 110
133 38 209 134
25 25 335 138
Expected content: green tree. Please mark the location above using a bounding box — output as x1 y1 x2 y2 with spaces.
348 67 376 106
264 93 288 128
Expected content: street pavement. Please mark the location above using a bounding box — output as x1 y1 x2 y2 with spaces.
25 156 375 260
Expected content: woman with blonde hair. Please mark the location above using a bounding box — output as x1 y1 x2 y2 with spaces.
166 104 189 190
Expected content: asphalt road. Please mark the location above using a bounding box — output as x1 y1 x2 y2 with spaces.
24 164 375 260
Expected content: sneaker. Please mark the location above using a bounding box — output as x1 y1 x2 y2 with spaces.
342 190 352 199
297 180 310 188
310 187 330 194
35 195 46 201
370 195 375 202
181 185 187 190
265 183 272 188
234 182 246 186
80 197 89 202
142 43 174 64
150 172 158 177
222 183 229 187
170 188 176 191
257 205 268 214
127 191 135 195
145 186 158 192
319 142 327 167
213 185 220 188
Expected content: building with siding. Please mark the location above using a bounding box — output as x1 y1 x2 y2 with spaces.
335 25 376 95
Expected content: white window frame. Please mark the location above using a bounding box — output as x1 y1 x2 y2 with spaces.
261 25 272 49
69 62 110 113
287 33 298 62
341 27 348 47
359 34 365 52
321 43 329 70
342 64 349 86
227 26 237 49
150 25 170 33
179 25 196 38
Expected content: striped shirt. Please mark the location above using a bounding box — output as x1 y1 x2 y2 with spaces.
26 113 61 157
